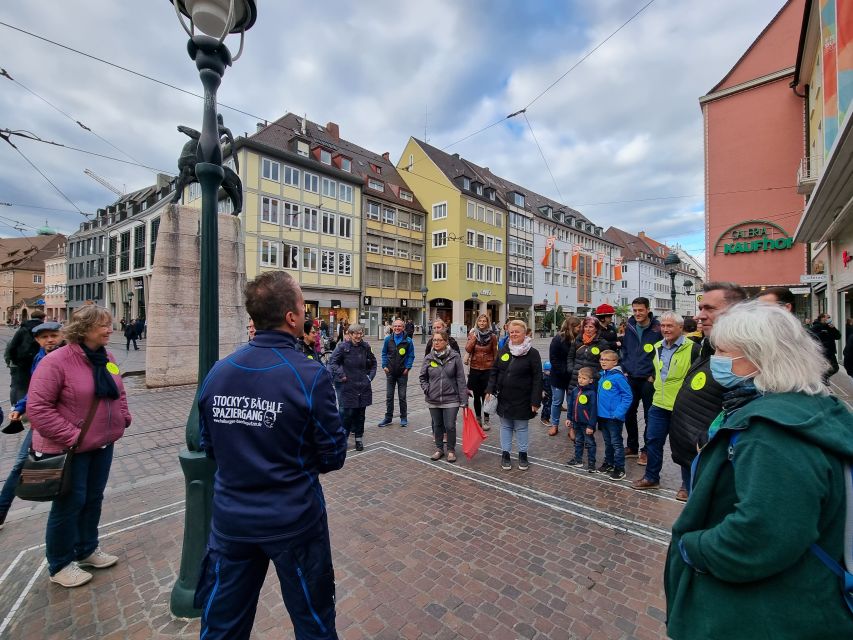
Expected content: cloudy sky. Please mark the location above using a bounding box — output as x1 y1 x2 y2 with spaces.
0 1 794 264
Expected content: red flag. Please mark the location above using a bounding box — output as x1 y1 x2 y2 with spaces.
462 407 487 460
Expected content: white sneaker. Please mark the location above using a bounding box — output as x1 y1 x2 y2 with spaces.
50 563 93 588
77 548 118 569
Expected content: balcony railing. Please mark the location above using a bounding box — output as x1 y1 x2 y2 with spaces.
797 155 823 194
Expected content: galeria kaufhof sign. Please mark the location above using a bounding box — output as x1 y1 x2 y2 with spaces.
713 220 795 255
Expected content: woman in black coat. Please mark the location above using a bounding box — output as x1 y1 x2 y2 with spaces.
567 317 610 388
486 320 542 472
547 316 580 436
327 324 376 451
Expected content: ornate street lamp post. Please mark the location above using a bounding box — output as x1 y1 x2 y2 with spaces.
664 251 681 312
420 286 428 344
126 290 134 319
683 279 694 315
167 0 257 618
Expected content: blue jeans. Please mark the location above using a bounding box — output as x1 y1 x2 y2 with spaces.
383 372 408 420
0 429 31 522
573 428 597 466
599 418 625 469
680 464 691 492
45 444 114 575
550 386 567 427
643 406 671 484
196 515 337 640
429 407 459 451
500 417 530 454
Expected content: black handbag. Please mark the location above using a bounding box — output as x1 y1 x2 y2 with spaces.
15 397 101 502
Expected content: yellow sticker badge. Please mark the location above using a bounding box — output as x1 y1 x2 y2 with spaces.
501 353 510 362
398 347 406 355
430 361 439 368
307 355 314 360
644 343 654 353
591 347 600 355
602 380 613 390
691 372 707 391
106 362 120 375
578 394 588 405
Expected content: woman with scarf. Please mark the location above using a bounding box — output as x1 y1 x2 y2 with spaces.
421 330 468 462
567 316 610 389
665 301 853 638
27 306 131 588
485 319 542 471
465 314 497 429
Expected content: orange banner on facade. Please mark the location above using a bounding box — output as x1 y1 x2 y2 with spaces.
571 244 580 272
614 257 623 281
541 235 556 267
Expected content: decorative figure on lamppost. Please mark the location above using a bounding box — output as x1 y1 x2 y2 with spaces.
664 250 681 312
167 0 257 619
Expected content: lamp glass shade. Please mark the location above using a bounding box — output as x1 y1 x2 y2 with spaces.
664 251 681 267
176 0 257 36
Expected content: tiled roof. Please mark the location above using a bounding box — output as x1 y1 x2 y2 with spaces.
604 227 661 262
246 114 426 213
0 234 66 270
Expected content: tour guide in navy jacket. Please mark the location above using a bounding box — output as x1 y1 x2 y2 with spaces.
196 271 346 640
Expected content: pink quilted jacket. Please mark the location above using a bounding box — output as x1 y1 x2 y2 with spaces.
27 344 132 454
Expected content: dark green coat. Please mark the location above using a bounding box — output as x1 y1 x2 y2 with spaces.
665 392 853 639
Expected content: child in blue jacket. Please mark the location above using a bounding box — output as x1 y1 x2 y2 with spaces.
565 367 598 472
596 349 633 480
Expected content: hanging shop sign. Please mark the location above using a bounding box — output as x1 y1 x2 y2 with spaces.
713 220 795 256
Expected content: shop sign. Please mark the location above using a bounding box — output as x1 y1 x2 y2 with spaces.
800 274 827 284
480 289 492 296
432 299 451 307
713 220 795 256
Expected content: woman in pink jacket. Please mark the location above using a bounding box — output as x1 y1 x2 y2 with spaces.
27 305 131 588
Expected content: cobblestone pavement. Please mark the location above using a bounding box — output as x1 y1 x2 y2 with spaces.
0 332 848 639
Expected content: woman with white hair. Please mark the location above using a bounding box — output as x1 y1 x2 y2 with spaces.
665 301 853 638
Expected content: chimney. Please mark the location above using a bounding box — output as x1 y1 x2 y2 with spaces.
382 152 390 161
638 231 646 238
256 122 266 133
325 121 340 140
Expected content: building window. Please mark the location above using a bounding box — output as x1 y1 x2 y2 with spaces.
513 193 525 207
284 166 300 187
262 158 280 182
108 236 117 274
321 250 336 274
432 202 447 220
368 178 384 192
284 202 300 227
366 239 380 254
339 184 353 203
466 262 474 280
485 209 494 225
485 265 493 282
303 207 318 232
187 182 201 202
400 189 413 202
475 184 483 195
120 231 131 272
432 262 447 281
467 202 475 219
476 233 485 250
495 212 503 228
321 177 337 198
477 205 485 222
261 197 280 224
260 240 279 267
282 243 299 269
338 217 352 239
304 172 319 193
302 247 318 271
340 158 351 172
296 140 309 157
411 214 424 231
338 253 352 276
33 274 43 284
467 230 475 246
322 211 336 235
382 239 396 256
495 238 503 253
381 269 395 288
463 177 471 190
133 226 146 270
366 267 381 286
432 230 448 248
366 201 381 220
383 207 396 225
485 236 494 252
319 149 332 165
494 267 502 284
476 264 484 281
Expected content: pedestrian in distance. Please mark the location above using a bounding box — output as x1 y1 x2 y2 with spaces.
665 301 853 639
632 311 700 493
0 321 64 530
328 324 376 452
195 271 346 639
485 319 542 471
378 319 415 427
4 309 46 405
810 312 842 382
27 306 131 588
565 367 599 472
298 320 318 359
424 317 460 356
124 321 138 351
464 314 497 430
404 318 415 339
420 330 468 463
135 317 145 340
595 350 633 480
619 297 662 463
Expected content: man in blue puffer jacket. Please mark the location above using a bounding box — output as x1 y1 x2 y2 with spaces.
196 271 346 640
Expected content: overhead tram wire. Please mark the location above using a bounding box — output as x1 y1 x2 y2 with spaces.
0 67 150 171
0 130 87 217
522 112 563 204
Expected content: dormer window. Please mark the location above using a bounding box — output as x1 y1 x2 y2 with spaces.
462 177 470 190
296 140 309 157
319 149 332 165
512 192 525 207
475 183 483 195
368 178 384 192
399 189 413 202
369 164 382 175
487 188 496 201
340 157 351 172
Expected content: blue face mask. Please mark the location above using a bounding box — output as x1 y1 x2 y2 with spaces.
710 355 756 388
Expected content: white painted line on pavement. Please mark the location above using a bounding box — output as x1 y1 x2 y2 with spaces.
0 559 46 637
365 442 671 546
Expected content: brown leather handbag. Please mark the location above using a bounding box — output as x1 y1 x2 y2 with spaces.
15 397 101 502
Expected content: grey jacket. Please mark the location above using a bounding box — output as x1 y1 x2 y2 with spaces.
420 349 468 407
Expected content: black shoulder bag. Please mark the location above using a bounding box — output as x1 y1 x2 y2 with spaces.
15 397 101 502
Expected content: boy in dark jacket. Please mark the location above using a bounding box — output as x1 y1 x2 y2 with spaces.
596 350 633 480
540 362 553 425
565 367 599 472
